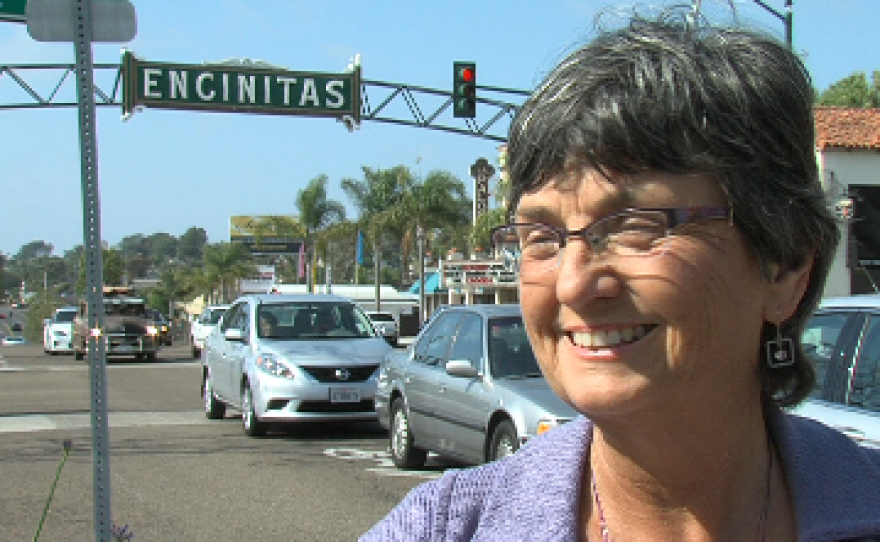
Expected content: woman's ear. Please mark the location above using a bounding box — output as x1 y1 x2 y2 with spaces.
764 255 814 323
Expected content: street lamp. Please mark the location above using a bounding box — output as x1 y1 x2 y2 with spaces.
753 0 793 47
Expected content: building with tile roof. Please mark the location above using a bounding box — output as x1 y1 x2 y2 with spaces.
816 107 880 296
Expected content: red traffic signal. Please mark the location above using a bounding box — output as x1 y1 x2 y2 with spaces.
453 61 476 118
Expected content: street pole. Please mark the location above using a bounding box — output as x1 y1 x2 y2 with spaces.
417 224 425 326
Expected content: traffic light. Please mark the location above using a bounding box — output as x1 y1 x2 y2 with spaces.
453 61 476 118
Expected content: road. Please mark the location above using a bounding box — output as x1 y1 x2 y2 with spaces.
0 341 449 541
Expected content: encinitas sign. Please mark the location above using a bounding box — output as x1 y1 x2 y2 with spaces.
121 51 360 122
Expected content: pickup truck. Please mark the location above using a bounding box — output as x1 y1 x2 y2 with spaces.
72 287 162 362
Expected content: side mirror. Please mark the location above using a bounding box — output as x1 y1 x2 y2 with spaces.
446 359 480 379
224 328 246 342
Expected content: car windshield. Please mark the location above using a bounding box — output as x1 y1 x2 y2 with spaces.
207 309 227 324
55 311 76 323
488 316 542 379
257 302 376 340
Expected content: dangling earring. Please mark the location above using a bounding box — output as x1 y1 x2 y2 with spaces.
766 317 795 369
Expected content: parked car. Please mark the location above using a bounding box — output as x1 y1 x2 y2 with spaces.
190 304 230 359
2 335 26 346
375 304 578 468
201 293 393 436
366 311 399 346
791 294 880 449
43 306 78 355
145 309 172 346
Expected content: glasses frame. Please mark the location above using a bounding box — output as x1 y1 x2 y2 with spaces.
490 206 732 275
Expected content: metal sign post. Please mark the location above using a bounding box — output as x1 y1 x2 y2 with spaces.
26 1 136 540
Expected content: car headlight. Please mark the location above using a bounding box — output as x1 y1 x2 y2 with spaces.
255 353 295 379
146 325 159 336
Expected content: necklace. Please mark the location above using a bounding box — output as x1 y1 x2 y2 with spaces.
589 440 774 542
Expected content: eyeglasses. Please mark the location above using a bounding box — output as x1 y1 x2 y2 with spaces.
490 207 731 277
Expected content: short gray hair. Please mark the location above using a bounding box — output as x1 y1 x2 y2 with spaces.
506 7 839 406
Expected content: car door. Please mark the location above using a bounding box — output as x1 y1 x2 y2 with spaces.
405 311 462 449
224 302 252 402
433 311 491 462
802 309 861 401
834 312 880 448
798 308 880 449
211 302 244 402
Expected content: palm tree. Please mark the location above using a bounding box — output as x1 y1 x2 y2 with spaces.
342 166 410 308
296 175 346 292
202 242 253 303
385 168 471 285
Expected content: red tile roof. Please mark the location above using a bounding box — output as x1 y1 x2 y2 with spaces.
815 107 880 151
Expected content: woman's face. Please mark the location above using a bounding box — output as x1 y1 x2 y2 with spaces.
516 168 777 419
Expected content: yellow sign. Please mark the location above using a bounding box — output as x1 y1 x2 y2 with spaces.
229 215 305 255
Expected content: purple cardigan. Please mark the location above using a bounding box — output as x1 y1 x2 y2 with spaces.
361 411 880 541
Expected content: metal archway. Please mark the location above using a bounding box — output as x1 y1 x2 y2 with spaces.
0 63 528 142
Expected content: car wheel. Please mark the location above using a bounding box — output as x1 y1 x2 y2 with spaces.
203 373 226 420
145 352 156 362
389 398 427 468
191 346 200 359
242 385 267 437
488 419 519 462
74 344 84 361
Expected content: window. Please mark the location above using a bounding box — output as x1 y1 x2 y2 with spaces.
449 313 483 370
850 315 880 412
802 312 849 398
415 312 462 366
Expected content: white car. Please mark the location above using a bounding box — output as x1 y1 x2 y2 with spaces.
201 294 392 436
366 311 399 346
43 306 78 355
792 294 880 449
190 304 230 359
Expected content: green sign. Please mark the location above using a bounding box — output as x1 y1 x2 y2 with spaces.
121 51 360 122
0 0 26 22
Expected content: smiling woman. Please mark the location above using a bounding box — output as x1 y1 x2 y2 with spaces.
361 6 880 542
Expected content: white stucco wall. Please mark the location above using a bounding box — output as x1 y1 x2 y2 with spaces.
819 148 880 297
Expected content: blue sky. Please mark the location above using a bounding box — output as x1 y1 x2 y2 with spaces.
1 0 878 257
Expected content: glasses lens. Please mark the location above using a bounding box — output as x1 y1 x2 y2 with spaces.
493 225 561 276
597 210 669 256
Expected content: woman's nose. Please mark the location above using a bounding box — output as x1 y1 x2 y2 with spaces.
554 242 622 305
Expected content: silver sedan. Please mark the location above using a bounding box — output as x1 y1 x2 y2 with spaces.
375 303 578 468
202 293 393 436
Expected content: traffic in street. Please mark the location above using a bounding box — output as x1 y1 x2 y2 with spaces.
0 337 451 541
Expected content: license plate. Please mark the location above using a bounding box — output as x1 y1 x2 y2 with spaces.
330 388 359 403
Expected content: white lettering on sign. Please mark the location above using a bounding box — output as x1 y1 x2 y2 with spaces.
137 67 352 113
300 78 319 107
239 74 256 103
170 71 187 99
278 76 297 105
196 72 214 100
143 68 162 98
326 80 345 108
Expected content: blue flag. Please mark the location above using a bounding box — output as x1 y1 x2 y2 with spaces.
356 230 364 265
